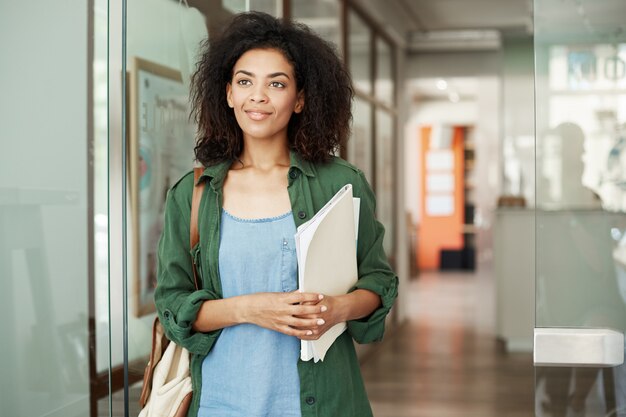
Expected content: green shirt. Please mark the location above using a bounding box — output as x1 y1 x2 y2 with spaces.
155 151 399 417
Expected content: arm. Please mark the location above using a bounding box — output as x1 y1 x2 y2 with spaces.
298 289 381 341
155 175 224 355
346 171 398 343
192 291 330 338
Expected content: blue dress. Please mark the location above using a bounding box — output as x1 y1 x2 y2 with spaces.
198 209 301 417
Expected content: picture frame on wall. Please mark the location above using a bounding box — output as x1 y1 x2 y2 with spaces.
128 57 196 317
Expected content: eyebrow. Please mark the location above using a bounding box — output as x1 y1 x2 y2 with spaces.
234 70 291 80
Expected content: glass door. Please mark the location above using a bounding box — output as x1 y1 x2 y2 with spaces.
0 1 112 416
534 1 626 416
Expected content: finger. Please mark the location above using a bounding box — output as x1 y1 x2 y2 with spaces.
298 334 321 341
298 328 327 341
291 304 327 316
287 316 325 329
286 291 324 304
279 325 316 339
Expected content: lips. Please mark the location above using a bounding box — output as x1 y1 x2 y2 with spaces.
245 109 272 121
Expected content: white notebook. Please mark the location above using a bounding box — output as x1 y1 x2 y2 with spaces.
295 184 360 362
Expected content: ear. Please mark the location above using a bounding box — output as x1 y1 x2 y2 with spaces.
294 91 305 114
226 83 234 108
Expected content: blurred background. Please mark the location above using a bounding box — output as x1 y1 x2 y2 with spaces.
2 0 626 416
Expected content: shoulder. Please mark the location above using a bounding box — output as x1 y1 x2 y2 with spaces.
167 170 195 208
313 156 362 181
310 156 373 199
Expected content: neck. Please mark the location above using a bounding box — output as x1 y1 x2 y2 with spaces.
238 137 290 170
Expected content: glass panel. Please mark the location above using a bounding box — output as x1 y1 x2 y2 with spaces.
123 1 208 414
534 1 626 416
0 1 96 416
349 97 373 183
95 0 110 376
375 38 393 107
501 37 535 206
376 110 395 256
349 10 371 95
292 0 340 49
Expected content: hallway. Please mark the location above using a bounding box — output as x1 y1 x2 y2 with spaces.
362 271 535 417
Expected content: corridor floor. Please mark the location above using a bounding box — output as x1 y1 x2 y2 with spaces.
114 270 536 417
361 271 536 417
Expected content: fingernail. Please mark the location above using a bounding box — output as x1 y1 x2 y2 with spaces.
318 294 324 300
306 330 313 335
320 305 328 312
317 319 325 325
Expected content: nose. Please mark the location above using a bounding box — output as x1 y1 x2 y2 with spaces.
249 85 268 103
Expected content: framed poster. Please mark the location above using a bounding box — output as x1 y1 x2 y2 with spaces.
129 57 196 316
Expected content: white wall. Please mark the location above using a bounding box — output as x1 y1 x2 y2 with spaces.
0 1 90 415
501 38 535 205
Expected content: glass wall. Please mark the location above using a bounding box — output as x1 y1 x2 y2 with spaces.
347 8 397 262
0 1 99 416
116 0 214 414
292 0 340 48
0 1 402 415
348 10 372 96
535 1 626 416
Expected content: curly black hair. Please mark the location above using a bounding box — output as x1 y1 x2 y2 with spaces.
190 11 354 166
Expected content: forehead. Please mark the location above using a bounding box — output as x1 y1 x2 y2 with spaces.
232 48 294 76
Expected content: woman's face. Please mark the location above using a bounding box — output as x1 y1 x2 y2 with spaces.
227 48 304 144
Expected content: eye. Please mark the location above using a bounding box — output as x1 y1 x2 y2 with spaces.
236 79 252 86
269 81 285 88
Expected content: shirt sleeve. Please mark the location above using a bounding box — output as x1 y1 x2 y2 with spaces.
347 170 399 344
154 180 222 356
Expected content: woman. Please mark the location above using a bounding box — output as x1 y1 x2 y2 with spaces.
155 11 398 417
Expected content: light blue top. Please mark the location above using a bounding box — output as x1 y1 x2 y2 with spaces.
198 209 301 417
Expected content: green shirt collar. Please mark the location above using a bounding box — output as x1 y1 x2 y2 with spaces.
197 150 316 187
289 150 315 177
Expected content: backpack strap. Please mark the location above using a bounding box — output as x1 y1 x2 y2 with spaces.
190 167 205 291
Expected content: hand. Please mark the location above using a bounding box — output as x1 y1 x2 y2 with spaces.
240 291 327 338
295 294 346 341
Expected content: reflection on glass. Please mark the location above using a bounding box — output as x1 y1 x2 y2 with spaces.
375 38 393 107
292 0 340 48
376 110 394 255
349 97 373 183
538 43 626 211
535 1 626 416
349 10 371 95
0 2 92 416
94 0 109 376
119 1 208 415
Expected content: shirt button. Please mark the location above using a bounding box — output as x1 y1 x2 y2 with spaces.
289 170 299 179
298 210 306 219
305 396 316 405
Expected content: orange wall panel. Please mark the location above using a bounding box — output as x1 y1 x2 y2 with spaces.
417 126 465 270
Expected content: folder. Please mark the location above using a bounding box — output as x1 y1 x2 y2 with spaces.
295 184 360 362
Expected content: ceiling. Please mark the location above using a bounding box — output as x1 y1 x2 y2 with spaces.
354 0 533 51
357 0 626 50
396 0 532 34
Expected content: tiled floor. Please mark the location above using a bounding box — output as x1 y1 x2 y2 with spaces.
361 270 536 417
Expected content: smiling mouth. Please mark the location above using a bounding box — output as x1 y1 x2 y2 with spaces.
245 110 272 121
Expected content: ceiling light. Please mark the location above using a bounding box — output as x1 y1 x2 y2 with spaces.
436 79 448 90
